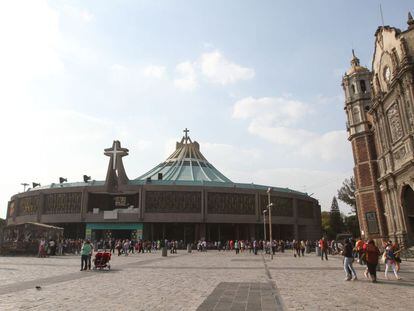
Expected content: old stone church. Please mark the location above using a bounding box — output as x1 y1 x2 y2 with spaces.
343 13 414 246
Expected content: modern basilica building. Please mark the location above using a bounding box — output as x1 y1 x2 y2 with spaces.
6 130 321 242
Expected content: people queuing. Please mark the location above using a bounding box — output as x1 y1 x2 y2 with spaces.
32 234 407 285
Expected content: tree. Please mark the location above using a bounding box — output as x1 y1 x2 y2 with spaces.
321 211 334 238
0 218 5 230
337 176 360 237
337 177 356 212
329 196 343 237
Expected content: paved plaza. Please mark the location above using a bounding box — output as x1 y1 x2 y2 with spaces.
0 250 414 310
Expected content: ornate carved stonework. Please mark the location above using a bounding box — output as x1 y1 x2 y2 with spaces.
208 192 255 215
297 200 314 218
393 146 407 163
45 193 82 214
400 37 408 59
146 191 201 213
259 195 293 217
17 196 40 216
405 100 414 129
8 201 15 217
387 103 404 142
374 74 381 94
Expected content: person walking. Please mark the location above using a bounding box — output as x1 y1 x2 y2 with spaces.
392 241 402 272
342 239 357 281
355 238 365 264
319 237 328 260
384 241 401 280
365 240 380 283
80 240 92 271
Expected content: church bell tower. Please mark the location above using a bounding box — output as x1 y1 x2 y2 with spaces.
342 51 387 240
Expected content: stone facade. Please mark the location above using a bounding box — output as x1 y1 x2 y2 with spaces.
343 14 414 245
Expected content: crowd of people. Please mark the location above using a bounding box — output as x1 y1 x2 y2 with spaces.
37 238 84 257
338 237 403 283
37 236 407 283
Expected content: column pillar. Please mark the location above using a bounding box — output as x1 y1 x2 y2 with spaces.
195 224 199 241
37 192 45 223
80 187 89 220
199 224 206 240
293 198 299 240
255 192 260 222
201 189 206 222
249 224 255 240
140 187 145 221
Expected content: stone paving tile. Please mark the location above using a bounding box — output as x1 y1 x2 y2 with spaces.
196 282 280 311
0 251 413 310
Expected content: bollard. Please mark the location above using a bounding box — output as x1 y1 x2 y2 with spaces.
162 246 167 257
187 244 192 253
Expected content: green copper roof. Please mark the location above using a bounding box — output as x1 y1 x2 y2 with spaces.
136 131 232 183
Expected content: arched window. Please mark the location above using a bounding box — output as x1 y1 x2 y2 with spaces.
360 80 366 93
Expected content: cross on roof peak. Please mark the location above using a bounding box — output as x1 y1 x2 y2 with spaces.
183 128 190 142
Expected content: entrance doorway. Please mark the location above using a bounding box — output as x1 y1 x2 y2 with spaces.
402 186 414 242
86 223 143 241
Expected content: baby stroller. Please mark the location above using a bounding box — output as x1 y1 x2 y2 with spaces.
93 251 111 270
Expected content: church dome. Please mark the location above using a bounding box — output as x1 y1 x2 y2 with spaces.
347 65 369 75
346 50 369 75
136 129 232 183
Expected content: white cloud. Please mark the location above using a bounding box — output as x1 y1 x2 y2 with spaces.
232 96 311 126
200 50 255 85
143 65 167 79
173 61 198 91
0 0 64 87
248 120 350 161
202 142 262 171
63 5 95 23
170 50 255 90
233 96 351 161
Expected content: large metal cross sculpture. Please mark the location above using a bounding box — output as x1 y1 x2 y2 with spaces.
104 141 129 170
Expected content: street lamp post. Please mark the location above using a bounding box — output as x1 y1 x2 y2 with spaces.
267 187 274 260
20 183 29 192
263 209 267 245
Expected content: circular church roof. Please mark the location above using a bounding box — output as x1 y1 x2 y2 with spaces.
136 129 232 183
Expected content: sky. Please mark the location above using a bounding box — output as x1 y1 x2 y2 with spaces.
1 0 413 218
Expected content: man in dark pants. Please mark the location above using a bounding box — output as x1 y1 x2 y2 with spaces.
80 240 92 271
319 237 328 260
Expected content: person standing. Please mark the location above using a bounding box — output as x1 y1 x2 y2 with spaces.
38 238 46 258
384 241 401 280
87 240 94 270
234 240 240 254
342 239 357 281
365 240 380 283
80 240 92 271
300 240 306 257
110 238 115 254
319 237 328 260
